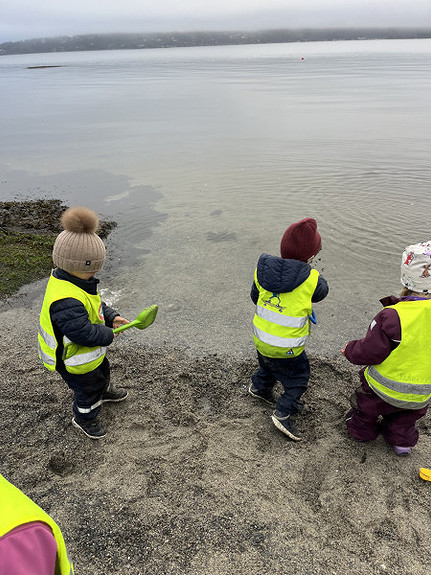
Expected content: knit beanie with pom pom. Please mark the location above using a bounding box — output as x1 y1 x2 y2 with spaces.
52 206 106 274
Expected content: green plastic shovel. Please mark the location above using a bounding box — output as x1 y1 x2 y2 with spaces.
112 304 158 334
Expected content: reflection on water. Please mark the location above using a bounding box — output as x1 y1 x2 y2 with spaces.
1 39 431 355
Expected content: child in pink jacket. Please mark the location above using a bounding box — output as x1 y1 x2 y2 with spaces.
0 473 73 574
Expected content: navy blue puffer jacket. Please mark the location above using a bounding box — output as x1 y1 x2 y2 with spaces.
251 253 329 305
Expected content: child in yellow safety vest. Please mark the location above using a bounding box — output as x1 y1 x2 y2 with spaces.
38 206 130 439
341 240 431 456
250 218 329 440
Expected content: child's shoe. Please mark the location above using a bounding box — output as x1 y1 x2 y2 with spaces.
101 386 128 403
248 383 276 407
393 445 411 456
271 411 302 441
72 416 106 439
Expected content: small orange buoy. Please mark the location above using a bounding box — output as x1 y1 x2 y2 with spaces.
419 468 431 481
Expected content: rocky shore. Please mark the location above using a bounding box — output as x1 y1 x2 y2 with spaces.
0 199 115 298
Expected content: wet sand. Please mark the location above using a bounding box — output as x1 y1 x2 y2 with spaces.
1 291 430 575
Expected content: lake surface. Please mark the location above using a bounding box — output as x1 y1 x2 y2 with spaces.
1 38 431 357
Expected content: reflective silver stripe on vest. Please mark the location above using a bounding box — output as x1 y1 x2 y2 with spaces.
368 366 431 395
369 386 429 409
76 399 103 414
66 551 73 575
38 342 56 366
64 346 107 367
253 326 308 349
368 366 431 409
38 323 57 349
255 305 308 328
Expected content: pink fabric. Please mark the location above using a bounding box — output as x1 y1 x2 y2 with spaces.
0 521 57 575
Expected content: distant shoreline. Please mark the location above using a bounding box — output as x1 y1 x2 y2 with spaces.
1 27 431 56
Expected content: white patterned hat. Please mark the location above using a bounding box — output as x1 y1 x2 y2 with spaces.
400 240 431 293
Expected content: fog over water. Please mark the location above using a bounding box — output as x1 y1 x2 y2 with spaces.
2 0 431 41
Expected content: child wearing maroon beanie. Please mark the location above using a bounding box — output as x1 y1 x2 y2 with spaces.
249 218 329 440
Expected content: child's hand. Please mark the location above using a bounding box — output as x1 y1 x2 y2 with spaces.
113 316 129 330
340 348 346 356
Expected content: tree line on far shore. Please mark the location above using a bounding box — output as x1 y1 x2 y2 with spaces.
1 27 431 56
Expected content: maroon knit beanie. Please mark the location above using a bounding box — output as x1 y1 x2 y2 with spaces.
280 218 321 262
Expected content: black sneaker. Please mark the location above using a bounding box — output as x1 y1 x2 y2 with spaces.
101 386 128 403
248 383 276 407
72 417 106 440
271 411 302 441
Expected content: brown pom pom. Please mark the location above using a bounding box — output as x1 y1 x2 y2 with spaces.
60 206 99 234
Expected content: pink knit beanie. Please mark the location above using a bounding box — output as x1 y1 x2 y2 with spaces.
280 218 321 262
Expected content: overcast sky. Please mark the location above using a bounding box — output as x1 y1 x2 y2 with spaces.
1 0 431 43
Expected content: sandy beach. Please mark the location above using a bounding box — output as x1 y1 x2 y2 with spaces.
1 284 430 575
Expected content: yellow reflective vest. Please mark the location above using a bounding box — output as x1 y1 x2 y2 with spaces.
0 474 74 574
38 273 107 375
253 268 319 358
365 299 431 409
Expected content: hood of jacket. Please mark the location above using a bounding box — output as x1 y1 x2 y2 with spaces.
256 253 312 294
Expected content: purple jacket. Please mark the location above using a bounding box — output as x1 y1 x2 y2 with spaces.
344 295 427 369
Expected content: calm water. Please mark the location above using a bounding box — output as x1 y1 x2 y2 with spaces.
1 39 431 356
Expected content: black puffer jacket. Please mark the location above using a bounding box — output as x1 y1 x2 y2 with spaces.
50 268 118 353
250 253 329 304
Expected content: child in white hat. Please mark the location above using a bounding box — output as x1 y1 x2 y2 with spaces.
38 206 129 439
342 240 431 455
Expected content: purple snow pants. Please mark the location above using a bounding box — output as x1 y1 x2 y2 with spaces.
346 375 428 448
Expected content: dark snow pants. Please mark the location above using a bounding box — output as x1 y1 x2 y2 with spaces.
346 376 428 447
